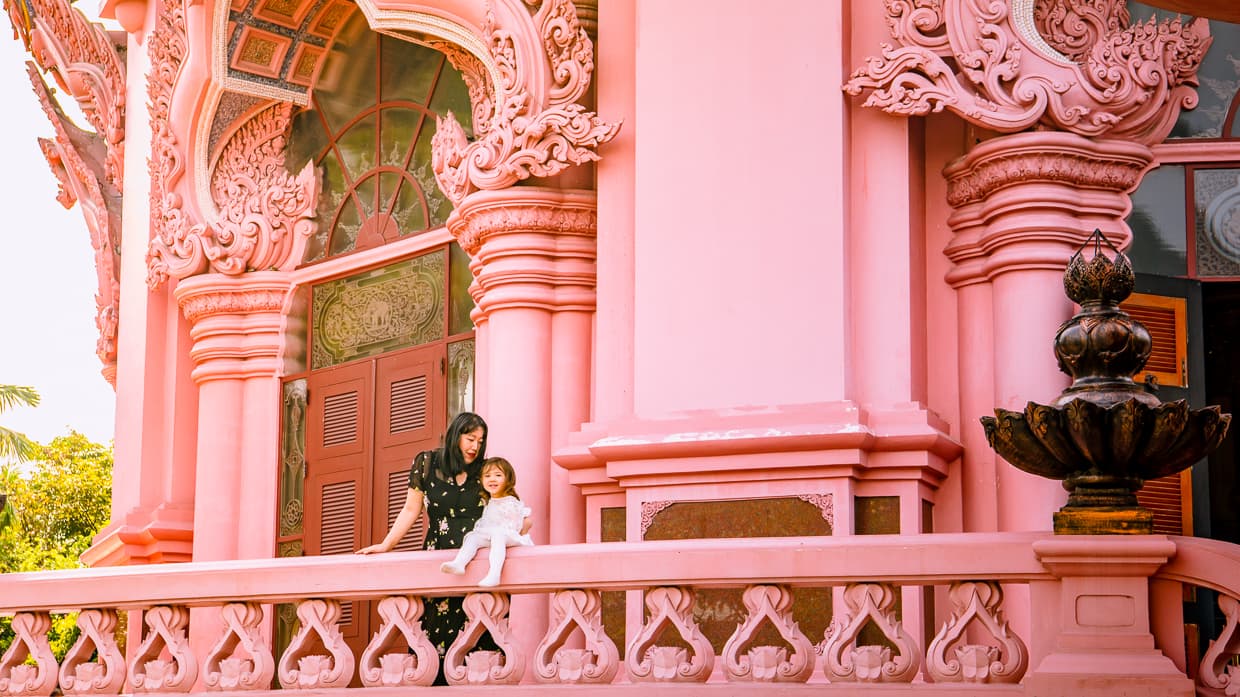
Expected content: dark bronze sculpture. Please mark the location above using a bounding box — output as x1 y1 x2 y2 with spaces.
982 230 1231 534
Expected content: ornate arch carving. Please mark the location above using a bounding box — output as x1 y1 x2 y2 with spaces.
148 0 615 288
844 0 1211 145
27 63 122 386
6 0 127 190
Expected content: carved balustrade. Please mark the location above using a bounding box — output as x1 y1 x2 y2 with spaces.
0 533 1234 693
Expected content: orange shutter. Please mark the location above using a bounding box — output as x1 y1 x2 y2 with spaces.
1137 470 1194 536
1120 292 1188 388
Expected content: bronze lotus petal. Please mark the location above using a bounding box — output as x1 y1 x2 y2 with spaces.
1062 399 1109 470
1138 400 1190 463
1025 402 1078 467
1142 407 1232 481
982 409 1071 479
1106 399 1145 470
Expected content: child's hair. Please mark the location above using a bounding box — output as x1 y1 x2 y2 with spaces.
479 457 520 502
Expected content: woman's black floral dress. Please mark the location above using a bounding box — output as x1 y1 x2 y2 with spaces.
409 450 495 684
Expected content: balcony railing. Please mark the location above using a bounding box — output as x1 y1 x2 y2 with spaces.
0 533 1237 694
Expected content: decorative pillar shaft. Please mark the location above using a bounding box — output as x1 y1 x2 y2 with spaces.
944 132 1154 532
449 186 598 674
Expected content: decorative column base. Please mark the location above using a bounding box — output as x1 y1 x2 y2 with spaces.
1054 506 1153 535
1028 537 1192 697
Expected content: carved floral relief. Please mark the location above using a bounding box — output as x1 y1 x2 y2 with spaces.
431 0 620 206
844 0 1211 146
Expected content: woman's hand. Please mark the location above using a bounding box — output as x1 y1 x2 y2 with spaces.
355 542 391 555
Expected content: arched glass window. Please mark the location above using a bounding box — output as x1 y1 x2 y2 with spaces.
287 11 474 262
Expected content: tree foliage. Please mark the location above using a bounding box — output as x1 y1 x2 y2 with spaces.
0 431 114 657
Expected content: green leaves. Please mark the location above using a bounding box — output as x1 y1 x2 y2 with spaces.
0 384 39 462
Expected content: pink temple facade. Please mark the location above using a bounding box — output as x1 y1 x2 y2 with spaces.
3 0 1240 693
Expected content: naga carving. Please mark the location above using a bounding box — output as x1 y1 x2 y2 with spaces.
625 586 715 683
1200 593 1240 695
276 599 354 689
925 581 1027 683
844 0 1211 145
443 592 524 685
358 596 439 687
431 0 621 206
821 583 921 683
0 613 58 697
59 609 126 696
203 602 276 690
128 606 197 693
534 589 620 684
5 0 126 190
148 100 317 286
27 63 121 385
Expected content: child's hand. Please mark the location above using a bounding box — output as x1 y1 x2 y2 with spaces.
519 517 533 536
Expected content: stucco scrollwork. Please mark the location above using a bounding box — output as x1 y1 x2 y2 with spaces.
925 581 1027 683
431 0 620 206
358 596 439 687
7 0 126 190
821 583 921 683
59 609 126 696
27 63 122 385
844 0 1210 145
148 100 317 286
0 612 58 697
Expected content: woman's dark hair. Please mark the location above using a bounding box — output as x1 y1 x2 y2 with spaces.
440 412 488 477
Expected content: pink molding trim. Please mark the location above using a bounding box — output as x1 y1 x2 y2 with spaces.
845 0 1210 145
173 272 293 383
639 500 674 539
81 508 195 567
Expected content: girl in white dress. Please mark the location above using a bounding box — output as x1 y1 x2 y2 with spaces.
440 457 533 587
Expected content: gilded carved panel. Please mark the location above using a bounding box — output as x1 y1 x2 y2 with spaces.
311 251 446 369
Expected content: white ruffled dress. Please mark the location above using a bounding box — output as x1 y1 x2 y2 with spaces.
463 495 534 547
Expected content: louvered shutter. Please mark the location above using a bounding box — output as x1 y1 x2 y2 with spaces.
1121 292 1188 388
371 345 446 552
1137 470 1193 536
302 361 372 653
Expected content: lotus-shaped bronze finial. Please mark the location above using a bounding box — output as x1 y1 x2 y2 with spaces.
981 230 1232 534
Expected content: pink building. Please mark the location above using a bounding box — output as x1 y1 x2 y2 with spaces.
2 0 1240 693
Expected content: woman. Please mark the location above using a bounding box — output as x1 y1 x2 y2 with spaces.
357 411 491 683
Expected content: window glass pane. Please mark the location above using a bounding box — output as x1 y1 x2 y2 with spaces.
311 250 447 369
389 172 427 236
1129 2 1240 139
336 112 378 189
328 198 363 256
447 338 475 418
1128 165 1188 276
287 109 328 174
380 107 422 168
429 62 475 137
449 242 475 335
1194 167 1240 277
380 36 442 104
313 12 376 133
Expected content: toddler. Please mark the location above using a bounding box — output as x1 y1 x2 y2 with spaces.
440 457 533 587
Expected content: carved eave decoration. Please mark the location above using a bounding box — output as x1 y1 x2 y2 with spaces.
5 0 127 189
26 62 123 386
844 0 1211 146
147 0 616 288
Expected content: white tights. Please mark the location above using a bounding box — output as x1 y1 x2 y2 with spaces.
441 532 509 587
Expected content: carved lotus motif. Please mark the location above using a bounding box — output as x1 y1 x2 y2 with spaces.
747 646 787 681
552 648 596 682
74 662 104 684
852 645 891 682
646 646 689 681
217 658 253 689
464 650 503 684
9 664 37 686
955 645 1000 683
377 653 413 686
142 659 172 688
296 655 331 687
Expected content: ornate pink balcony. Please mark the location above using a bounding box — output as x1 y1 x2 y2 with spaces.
0 534 1236 694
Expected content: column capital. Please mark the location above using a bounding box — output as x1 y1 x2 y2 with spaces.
173 271 293 383
448 187 599 315
943 132 1153 288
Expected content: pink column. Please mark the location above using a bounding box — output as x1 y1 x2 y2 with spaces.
449 186 599 665
943 132 1154 532
175 272 290 561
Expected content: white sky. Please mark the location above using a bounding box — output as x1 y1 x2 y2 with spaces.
0 29 118 447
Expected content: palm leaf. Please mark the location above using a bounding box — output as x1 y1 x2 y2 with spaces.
0 385 39 412
0 426 37 462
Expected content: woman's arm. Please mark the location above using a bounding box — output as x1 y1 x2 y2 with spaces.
357 487 425 554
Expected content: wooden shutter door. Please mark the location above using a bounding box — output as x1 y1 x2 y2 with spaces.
372 344 446 552
303 360 373 662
